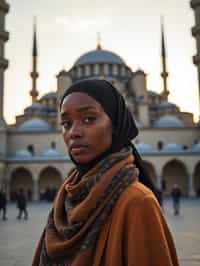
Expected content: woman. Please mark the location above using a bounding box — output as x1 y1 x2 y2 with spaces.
33 79 179 266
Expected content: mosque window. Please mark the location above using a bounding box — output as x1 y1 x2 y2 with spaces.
121 66 126 76
51 141 56 149
94 64 100 75
27 145 34 155
104 64 109 75
157 141 163 150
77 67 82 78
109 65 112 75
113 65 118 76
85 65 91 76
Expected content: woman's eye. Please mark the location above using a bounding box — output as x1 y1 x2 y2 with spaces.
61 121 72 129
83 116 96 124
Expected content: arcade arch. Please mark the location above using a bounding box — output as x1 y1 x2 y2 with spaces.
143 161 157 185
38 167 62 199
162 159 188 196
10 167 33 201
194 162 200 196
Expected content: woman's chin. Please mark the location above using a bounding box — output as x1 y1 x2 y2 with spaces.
72 154 94 164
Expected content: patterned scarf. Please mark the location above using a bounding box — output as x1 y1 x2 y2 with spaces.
32 148 139 266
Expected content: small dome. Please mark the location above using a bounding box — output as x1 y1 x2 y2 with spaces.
192 142 200 152
148 91 159 97
18 118 51 132
42 148 61 157
134 69 145 76
154 115 184 128
27 102 46 110
15 149 32 157
57 69 69 76
24 103 46 114
159 101 173 108
74 49 125 66
41 92 57 100
162 143 183 152
135 143 156 153
159 101 179 111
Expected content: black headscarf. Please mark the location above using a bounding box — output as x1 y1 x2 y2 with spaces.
60 78 156 194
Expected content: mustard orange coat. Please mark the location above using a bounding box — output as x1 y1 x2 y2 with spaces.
87 180 179 266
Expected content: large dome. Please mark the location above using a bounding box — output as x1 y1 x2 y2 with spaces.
74 49 125 66
15 149 32 158
42 148 61 157
18 118 51 132
41 92 57 100
135 143 156 153
162 143 183 152
153 115 185 128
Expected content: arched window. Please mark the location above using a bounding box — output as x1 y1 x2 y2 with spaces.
27 145 34 155
51 141 56 149
104 64 109 75
113 65 118 76
77 67 82 78
157 141 163 150
85 65 91 76
121 66 126 76
94 64 100 75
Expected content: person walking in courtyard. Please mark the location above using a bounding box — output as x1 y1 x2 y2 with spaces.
16 188 28 220
0 188 8 220
171 184 182 215
33 79 179 266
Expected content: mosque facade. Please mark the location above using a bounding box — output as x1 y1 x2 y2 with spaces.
0 0 200 200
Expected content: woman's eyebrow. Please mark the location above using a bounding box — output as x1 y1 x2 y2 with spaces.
60 105 99 118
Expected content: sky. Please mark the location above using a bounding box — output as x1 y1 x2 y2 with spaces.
4 0 199 123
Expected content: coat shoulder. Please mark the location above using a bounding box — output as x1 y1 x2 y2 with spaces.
120 179 157 205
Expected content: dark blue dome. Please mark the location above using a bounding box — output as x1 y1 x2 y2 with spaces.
74 49 125 66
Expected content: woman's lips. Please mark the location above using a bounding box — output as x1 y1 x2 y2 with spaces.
70 145 88 155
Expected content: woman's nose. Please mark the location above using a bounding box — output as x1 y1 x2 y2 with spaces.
69 121 83 138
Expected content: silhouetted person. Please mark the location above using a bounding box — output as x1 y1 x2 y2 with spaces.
0 189 7 220
171 184 182 215
16 188 28 220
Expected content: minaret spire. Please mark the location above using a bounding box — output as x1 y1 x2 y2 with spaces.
191 0 200 121
160 16 169 101
96 32 102 50
0 0 9 127
30 17 39 103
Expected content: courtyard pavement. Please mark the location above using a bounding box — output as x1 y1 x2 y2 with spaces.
0 198 199 266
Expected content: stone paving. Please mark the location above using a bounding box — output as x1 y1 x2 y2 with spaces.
0 198 199 266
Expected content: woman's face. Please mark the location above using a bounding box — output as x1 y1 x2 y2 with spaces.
60 92 113 164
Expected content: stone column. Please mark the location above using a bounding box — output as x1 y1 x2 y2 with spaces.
33 176 39 201
188 174 196 197
156 175 162 190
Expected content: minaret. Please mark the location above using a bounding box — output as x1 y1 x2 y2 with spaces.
96 32 102 50
0 0 9 127
160 17 169 101
30 19 39 103
190 0 200 120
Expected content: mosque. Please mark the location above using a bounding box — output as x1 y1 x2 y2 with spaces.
0 0 200 200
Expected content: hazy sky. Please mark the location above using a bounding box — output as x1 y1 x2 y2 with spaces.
4 0 199 123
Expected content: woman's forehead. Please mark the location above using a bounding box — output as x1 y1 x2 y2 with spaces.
61 92 103 112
